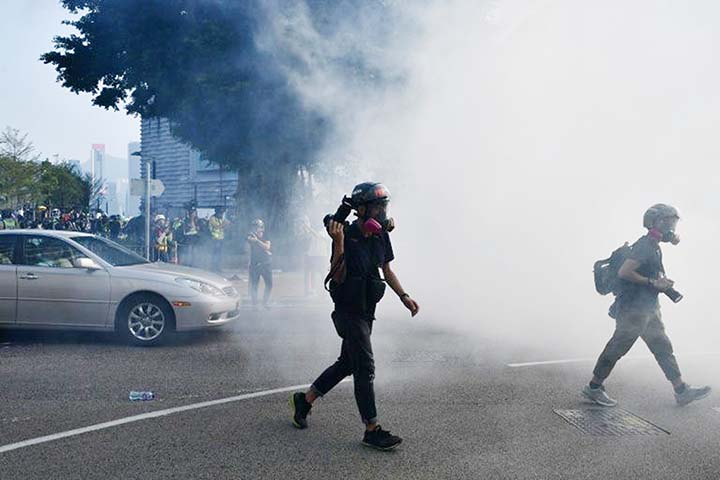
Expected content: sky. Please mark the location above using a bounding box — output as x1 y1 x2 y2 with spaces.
0 1 139 162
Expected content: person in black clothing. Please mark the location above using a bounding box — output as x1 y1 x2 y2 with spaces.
290 182 420 451
247 218 273 309
583 204 711 407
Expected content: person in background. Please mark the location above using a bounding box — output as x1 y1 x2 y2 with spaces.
247 218 273 309
182 205 199 267
154 214 170 262
208 206 229 273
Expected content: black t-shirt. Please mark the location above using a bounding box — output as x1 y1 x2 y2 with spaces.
248 235 272 267
331 221 394 316
343 221 394 278
617 234 664 313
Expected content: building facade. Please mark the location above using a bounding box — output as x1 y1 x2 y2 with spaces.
140 118 237 217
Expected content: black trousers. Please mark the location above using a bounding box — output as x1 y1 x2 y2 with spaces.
249 263 273 306
311 311 377 424
593 308 681 382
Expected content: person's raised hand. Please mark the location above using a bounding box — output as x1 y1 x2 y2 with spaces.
327 220 344 242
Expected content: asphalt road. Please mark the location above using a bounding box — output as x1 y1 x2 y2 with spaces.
2 301 720 479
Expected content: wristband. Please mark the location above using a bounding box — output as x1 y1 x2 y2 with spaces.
400 293 410 300
647 278 655 287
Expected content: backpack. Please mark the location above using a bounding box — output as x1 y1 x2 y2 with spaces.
593 242 630 296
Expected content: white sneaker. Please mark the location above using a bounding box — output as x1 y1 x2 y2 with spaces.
581 384 618 407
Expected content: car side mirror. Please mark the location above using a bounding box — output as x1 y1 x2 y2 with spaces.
74 257 102 270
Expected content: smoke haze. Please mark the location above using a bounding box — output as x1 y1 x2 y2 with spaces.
258 0 720 361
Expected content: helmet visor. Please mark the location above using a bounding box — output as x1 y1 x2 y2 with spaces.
366 200 389 222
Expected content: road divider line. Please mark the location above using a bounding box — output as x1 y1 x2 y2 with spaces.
508 357 599 368
507 352 720 368
0 379 350 455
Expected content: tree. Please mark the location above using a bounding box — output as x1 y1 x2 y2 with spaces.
42 0 330 231
0 127 95 210
0 126 40 163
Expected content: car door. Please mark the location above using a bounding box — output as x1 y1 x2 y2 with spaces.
16 235 111 327
0 235 18 325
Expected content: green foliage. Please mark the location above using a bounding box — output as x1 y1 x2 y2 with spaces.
0 153 93 210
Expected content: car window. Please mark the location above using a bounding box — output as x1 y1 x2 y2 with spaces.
0 236 16 265
71 236 148 266
22 236 83 269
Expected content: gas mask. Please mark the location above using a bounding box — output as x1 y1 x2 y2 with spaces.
362 200 393 234
652 217 680 245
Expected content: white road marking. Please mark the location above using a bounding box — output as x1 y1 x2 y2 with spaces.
507 352 720 368
0 379 350 455
508 357 602 368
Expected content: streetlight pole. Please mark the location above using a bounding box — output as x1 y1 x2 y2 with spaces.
131 150 152 260
145 156 151 260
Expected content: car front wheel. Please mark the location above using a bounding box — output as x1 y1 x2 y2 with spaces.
117 294 174 346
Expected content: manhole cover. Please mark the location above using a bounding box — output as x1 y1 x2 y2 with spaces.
553 408 669 436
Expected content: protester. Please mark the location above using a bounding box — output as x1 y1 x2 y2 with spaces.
290 182 420 451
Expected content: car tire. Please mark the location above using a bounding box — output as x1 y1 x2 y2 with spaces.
116 294 174 346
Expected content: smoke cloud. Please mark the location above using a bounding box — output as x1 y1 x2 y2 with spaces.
257 0 720 359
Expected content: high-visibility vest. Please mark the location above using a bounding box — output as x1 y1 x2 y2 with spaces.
209 216 225 240
156 229 169 252
183 217 198 236
3 218 17 230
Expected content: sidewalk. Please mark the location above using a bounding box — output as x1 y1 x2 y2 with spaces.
223 269 330 308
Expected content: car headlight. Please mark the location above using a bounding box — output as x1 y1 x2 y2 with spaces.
175 278 225 297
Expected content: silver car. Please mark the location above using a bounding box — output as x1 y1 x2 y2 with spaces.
0 230 241 345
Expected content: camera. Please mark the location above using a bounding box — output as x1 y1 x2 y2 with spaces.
323 196 354 229
664 287 683 303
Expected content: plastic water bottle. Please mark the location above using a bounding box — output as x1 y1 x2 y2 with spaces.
129 391 155 401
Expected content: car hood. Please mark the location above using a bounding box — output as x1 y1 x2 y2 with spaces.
120 262 230 286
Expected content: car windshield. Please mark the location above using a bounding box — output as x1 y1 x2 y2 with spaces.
71 236 149 266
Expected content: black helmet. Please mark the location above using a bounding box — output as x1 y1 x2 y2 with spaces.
643 204 680 229
351 182 390 207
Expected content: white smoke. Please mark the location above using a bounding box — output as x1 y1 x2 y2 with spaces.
258 0 720 359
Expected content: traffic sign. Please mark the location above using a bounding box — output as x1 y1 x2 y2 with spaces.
129 178 165 197
150 179 165 197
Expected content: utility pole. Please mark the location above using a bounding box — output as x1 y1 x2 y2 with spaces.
131 150 152 260
145 156 151 260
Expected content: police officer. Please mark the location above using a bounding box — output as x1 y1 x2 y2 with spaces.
290 182 420 451
2 210 18 230
583 204 711 407
182 205 199 266
208 206 229 273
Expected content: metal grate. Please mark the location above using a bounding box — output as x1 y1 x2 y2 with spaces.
553 408 669 436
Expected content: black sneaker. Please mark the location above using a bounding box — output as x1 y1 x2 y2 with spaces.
361 425 403 451
290 392 312 429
